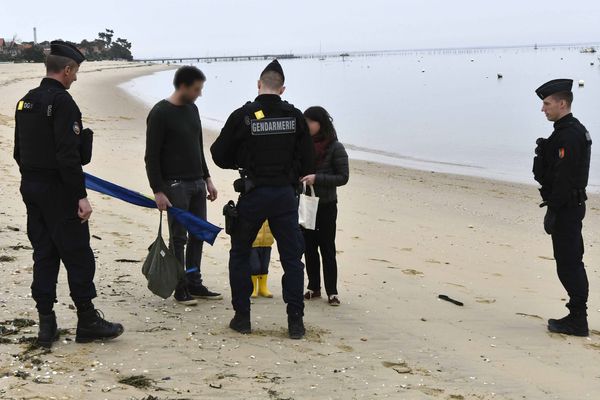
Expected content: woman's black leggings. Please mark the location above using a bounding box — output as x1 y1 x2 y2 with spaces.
303 202 338 296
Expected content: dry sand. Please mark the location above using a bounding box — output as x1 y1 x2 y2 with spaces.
0 61 599 400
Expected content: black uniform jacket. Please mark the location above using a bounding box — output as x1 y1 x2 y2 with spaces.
211 94 315 186
14 78 90 200
536 113 592 210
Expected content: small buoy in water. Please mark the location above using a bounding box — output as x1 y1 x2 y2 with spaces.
470 59 474 62
591 62 595 66
497 73 503 79
578 80 585 87
421 70 425 73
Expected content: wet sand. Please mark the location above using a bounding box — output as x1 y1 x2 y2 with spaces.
1 61 599 399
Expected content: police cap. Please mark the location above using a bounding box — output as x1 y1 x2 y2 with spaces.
535 79 573 100
260 59 285 83
50 40 85 64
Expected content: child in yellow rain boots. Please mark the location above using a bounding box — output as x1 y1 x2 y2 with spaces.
251 221 274 298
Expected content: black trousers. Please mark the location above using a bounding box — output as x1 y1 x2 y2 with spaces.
165 179 207 288
303 202 338 296
229 186 305 316
551 203 589 314
20 179 97 312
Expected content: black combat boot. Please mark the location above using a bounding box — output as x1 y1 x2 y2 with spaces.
76 309 124 343
37 312 59 349
288 314 306 340
229 312 251 334
548 312 589 337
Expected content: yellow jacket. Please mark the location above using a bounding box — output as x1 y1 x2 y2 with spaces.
253 221 274 248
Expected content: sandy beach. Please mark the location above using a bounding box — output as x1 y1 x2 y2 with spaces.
1 61 599 400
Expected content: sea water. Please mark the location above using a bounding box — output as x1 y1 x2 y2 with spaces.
121 46 600 189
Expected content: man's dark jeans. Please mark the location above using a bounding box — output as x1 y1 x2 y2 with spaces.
165 179 207 288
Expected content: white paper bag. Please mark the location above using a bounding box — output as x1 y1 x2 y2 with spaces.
299 183 319 230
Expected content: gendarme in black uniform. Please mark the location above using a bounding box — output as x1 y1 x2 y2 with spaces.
14 41 123 347
532 79 592 336
211 60 315 339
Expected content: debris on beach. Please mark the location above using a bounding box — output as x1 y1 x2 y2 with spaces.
438 294 464 306
117 374 154 389
0 255 16 262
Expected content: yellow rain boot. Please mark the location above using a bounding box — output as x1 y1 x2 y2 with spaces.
258 274 273 298
251 275 259 298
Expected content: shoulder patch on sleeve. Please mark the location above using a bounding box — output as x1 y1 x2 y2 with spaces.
558 148 565 159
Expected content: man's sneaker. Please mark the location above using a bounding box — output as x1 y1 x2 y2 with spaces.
229 312 251 334
288 315 306 340
548 313 589 337
76 309 124 343
328 296 341 306
304 290 321 300
37 312 59 349
189 285 223 300
174 286 198 306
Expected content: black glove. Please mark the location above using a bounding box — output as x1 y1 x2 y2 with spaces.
544 208 557 235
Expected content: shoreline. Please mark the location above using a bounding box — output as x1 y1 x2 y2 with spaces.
1 62 600 399
118 66 600 194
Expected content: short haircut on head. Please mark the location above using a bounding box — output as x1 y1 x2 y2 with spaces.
45 54 77 74
173 66 206 88
550 91 573 107
260 70 284 90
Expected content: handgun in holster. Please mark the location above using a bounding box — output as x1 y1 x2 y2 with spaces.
222 200 238 235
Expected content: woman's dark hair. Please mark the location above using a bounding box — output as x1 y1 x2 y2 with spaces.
303 106 337 140
173 66 206 89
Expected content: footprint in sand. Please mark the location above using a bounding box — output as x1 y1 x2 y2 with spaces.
382 361 412 374
336 344 354 352
417 386 445 397
585 343 600 351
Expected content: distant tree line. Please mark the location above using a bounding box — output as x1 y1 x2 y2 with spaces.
0 29 133 63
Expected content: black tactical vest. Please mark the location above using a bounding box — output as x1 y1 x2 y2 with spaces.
15 83 90 170
533 116 592 198
238 100 299 186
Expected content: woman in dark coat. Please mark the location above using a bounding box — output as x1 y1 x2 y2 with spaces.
300 106 349 306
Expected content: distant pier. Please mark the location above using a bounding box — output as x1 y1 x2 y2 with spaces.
133 42 600 64
134 54 297 64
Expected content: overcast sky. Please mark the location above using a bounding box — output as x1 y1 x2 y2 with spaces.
2 0 599 58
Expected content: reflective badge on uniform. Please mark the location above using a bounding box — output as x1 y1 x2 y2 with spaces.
73 122 80 135
251 117 297 136
254 110 265 120
17 101 34 112
558 148 565 159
